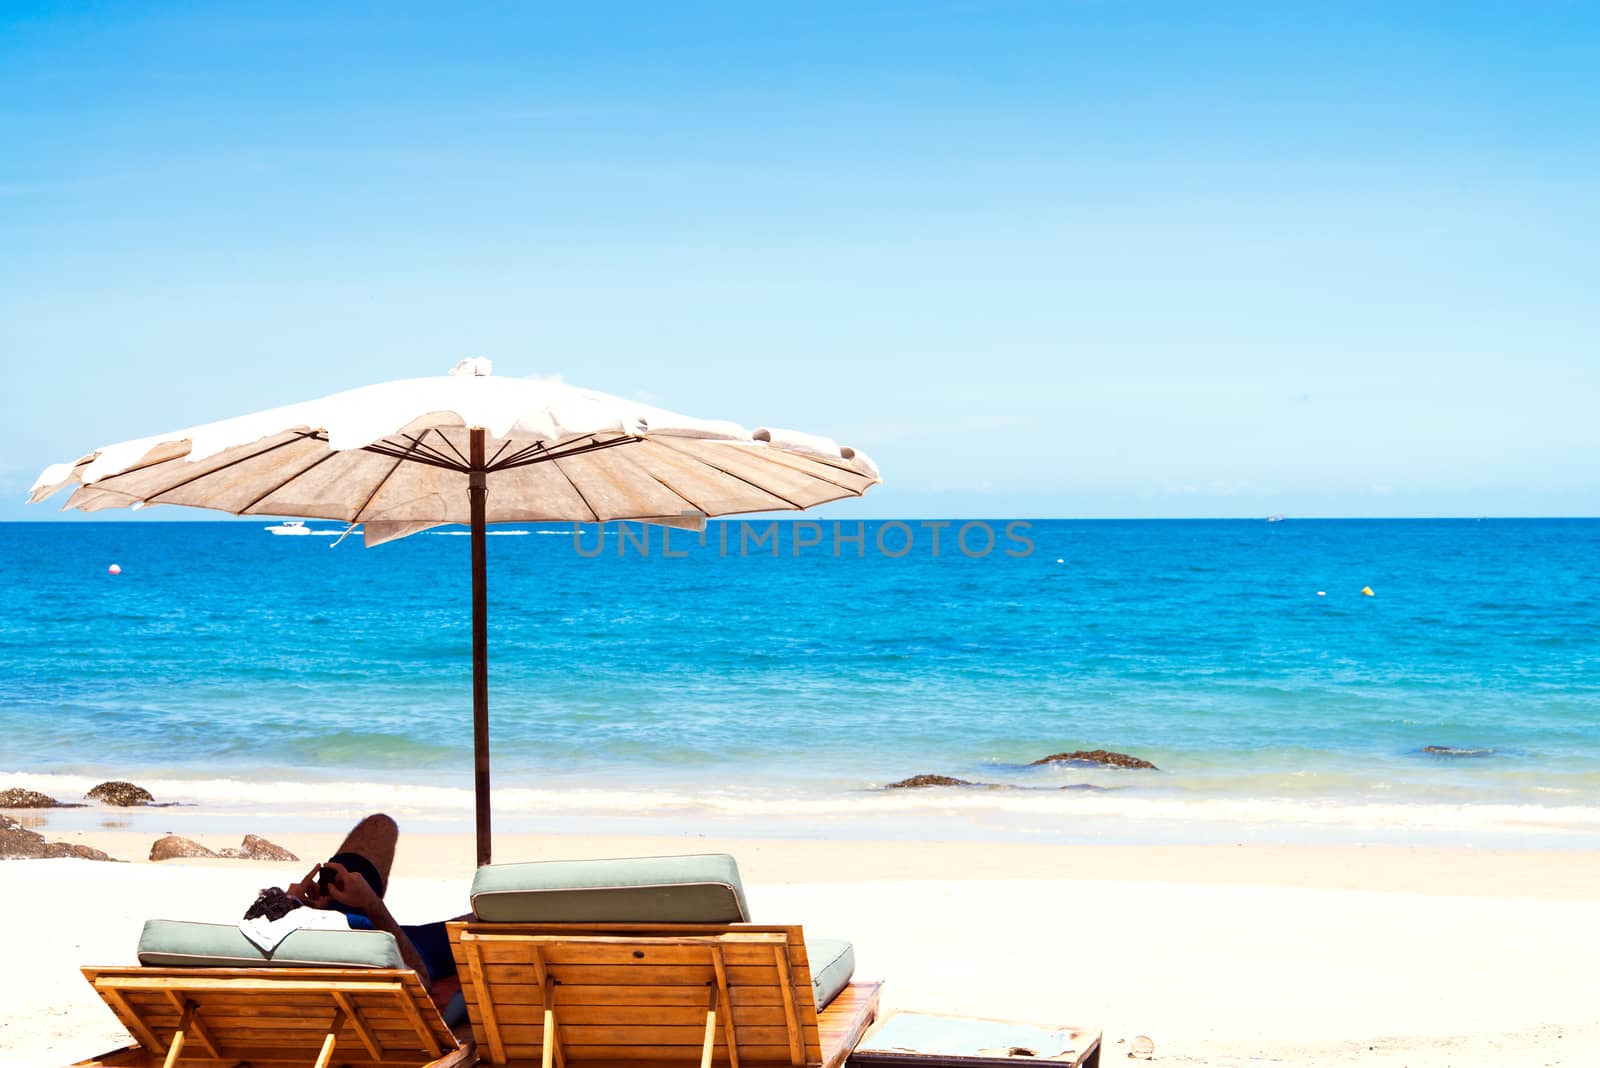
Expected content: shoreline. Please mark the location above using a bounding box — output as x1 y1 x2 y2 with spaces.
5 829 1600 1068
9 766 1600 851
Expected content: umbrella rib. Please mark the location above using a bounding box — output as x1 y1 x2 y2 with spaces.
486 437 516 467
236 449 344 514
609 448 711 517
398 431 469 469
430 429 472 468
751 452 864 492
492 435 641 472
301 430 459 472
547 457 601 523
489 440 549 468
654 441 806 510
358 440 464 473
351 437 425 524
133 433 320 504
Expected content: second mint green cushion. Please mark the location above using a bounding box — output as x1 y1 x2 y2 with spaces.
805 937 856 1010
470 854 751 923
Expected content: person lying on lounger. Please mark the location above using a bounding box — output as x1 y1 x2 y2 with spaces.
282 813 462 999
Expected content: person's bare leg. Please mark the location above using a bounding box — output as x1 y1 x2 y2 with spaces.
332 813 398 895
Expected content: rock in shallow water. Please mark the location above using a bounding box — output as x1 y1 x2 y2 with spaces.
1029 749 1157 770
87 781 155 806
0 788 61 808
886 774 978 788
150 835 217 861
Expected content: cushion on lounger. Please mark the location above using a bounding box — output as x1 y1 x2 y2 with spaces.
136 918 406 969
470 854 751 923
806 937 855 1010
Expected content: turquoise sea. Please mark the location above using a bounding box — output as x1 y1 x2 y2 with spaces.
3 518 1598 845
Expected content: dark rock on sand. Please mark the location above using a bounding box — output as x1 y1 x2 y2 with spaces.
57 843 115 861
240 834 298 862
1030 749 1158 770
1422 745 1494 757
1058 783 1113 792
217 835 299 862
0 788 62 808
0 815 49 858
886 774 977 788
1 815 115 860
150 834 218 861
87 781 156 806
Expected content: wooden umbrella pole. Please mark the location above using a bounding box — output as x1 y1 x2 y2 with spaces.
469 427 492 868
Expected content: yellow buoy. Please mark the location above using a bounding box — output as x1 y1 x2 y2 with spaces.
1361 586 1374 596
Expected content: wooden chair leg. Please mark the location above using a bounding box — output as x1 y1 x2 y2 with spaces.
159 1030 184 1068
541 979 556 1068
701 983 720 1068
313 1010 347 1068
161 1000 195 1068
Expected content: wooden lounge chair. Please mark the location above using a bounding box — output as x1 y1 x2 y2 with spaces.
450 855 882 1068
69 920 473 1068
451 921 880 1068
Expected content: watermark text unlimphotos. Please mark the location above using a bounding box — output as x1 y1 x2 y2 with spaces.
572 520 1033 559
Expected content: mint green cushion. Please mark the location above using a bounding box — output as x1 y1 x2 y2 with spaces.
806 938 855 1009
136 918 405 969
470 854 750 923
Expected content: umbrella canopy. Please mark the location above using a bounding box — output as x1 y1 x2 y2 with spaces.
30 359 880 863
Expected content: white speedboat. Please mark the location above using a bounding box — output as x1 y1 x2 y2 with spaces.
266 520 347 536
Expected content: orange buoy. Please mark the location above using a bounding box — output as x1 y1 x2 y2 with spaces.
1361 585 1374 596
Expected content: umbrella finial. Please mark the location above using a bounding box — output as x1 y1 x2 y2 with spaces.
450 357 494 377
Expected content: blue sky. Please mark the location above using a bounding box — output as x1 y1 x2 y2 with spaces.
3 2 1597 520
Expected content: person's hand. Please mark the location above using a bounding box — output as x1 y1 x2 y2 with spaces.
286 864 330 908
319 861 381 913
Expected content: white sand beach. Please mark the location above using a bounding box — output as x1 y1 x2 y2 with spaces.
4 829 1599 1067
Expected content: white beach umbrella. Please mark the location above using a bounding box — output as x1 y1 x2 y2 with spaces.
29 359 880 864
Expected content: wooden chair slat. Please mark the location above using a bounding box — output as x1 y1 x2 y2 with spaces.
463 934 508 1064
70 1046 476 1068
536 1043 799 1062
463 1002 805 1032
471 942 791 967
711 946 741 1068
95 975 408 994
771 945 805 1068
478 963 798 987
